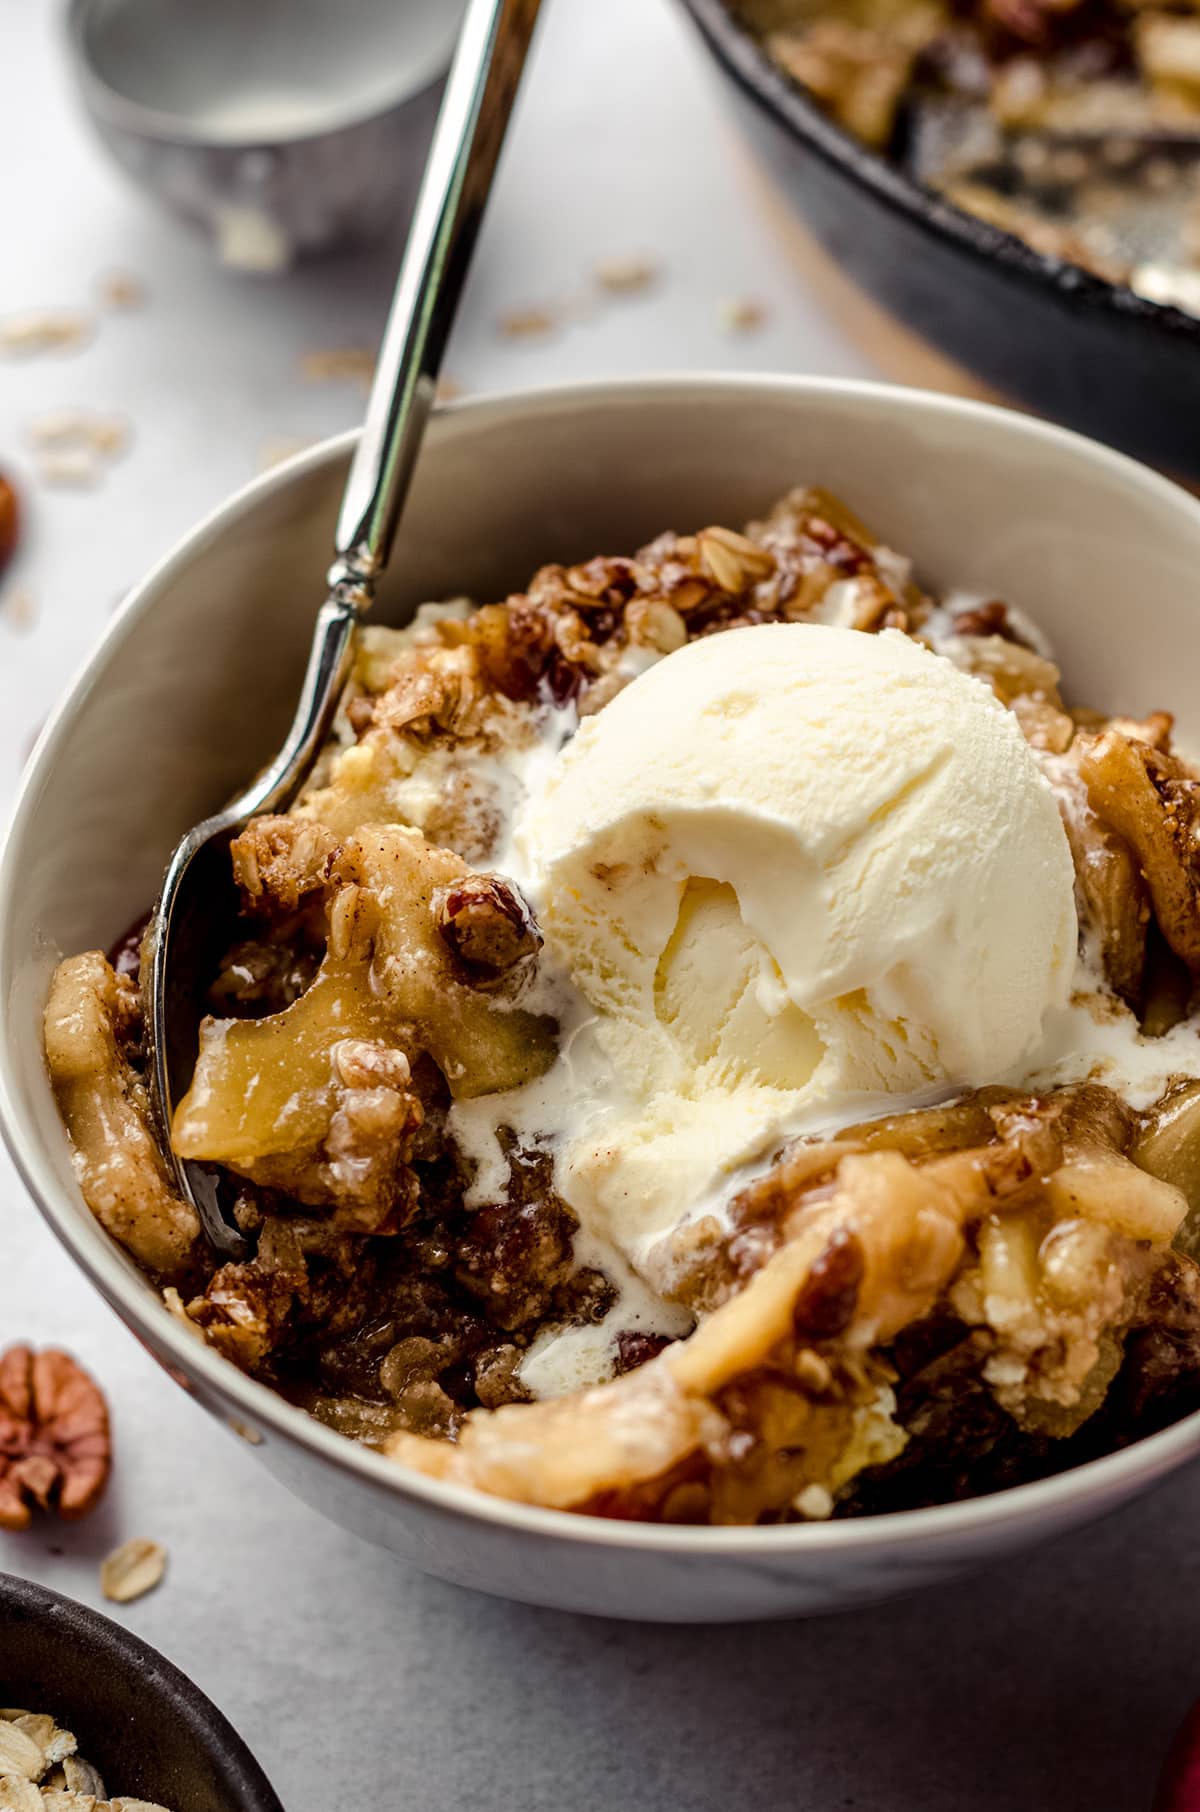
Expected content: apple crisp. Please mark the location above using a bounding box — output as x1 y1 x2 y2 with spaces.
742 0 1200 317
44 486 1200 1524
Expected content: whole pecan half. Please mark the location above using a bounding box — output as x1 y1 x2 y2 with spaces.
0 470 19 578
435 874 542 985
0 1345 112 1530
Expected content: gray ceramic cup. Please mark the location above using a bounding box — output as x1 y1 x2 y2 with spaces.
5 376 1200 1621
65 0 465 266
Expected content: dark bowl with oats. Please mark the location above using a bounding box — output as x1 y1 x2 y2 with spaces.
677 0 1200 477
0 1573 283 1812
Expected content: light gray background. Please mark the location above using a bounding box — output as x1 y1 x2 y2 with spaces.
0 1 1195 1807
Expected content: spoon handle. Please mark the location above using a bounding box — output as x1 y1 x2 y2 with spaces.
331 0 544 597
142 0 543 1257
226 0 542 826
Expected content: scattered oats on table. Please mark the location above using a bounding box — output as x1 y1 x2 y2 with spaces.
33 450 102 491
99 1538 167 1605
27 412 131 460
96 270 145 310
3 588 37 634
719 296 769 334
0 312 92 356
27 411 130 492
593 255 659 295
496 304 557 339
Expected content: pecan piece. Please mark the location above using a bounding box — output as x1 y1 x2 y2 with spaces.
435 874 541 985
0 1346 111 1530
951 600 1028 645
983 0 1064 46
792 1228 865 1340
454 1196 576 1331
614 1330 674 1374
0 470 19 578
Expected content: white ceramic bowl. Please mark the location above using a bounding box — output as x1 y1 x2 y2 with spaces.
5 376 1200 1623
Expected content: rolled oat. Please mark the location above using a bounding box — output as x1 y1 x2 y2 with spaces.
0 1705 176 1809
99 1538 166 1605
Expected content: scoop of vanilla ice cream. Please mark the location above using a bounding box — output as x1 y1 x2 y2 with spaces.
513 622 1077 1263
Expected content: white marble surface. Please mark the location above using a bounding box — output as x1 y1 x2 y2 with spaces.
1 1 1197 1807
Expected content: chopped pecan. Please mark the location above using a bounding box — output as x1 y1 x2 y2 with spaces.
435 874 541 984
379 1336 462 1435
793 514 873 574
0 1346 111 1530
614 1330 675 1373
556 554 641 609
744 487 916 623
186 1260 299 1373
230 1037 425 1229
982 0 1087 49
455 1196 577 1331
473 1342 532 1408
185 1219 382 1373
951 600 1027 644
470 597 556 702
792 1228 865 1340
552 606 605 673
982 1092 1068 1185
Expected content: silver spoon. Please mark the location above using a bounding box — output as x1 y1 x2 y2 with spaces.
144 0 544 1257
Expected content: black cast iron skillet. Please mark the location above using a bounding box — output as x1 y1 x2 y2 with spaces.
678 0 1200 477
0 1573 283 1812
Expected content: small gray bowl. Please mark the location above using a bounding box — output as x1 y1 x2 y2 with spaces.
0 1572 283 1811
65 0 465 269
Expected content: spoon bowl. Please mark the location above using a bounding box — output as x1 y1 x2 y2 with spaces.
143 0 543 1252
